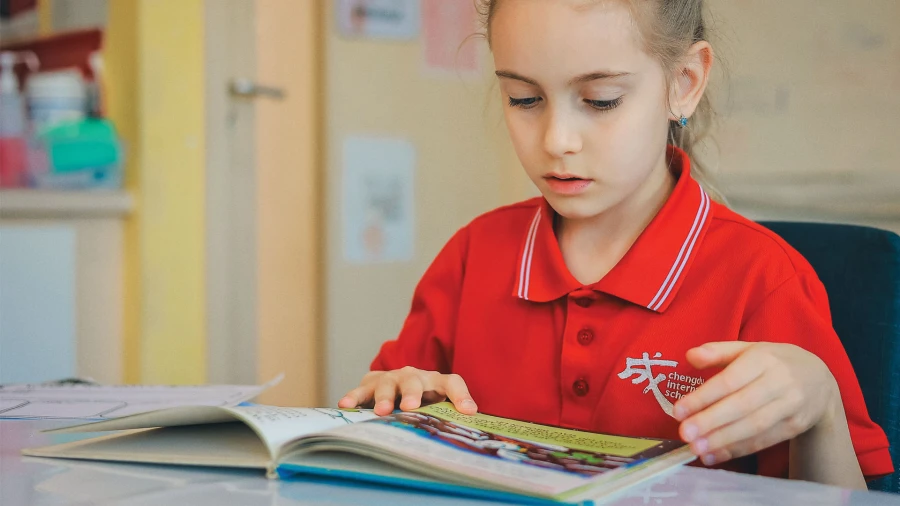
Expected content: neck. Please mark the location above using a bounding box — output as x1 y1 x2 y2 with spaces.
556 153 676 285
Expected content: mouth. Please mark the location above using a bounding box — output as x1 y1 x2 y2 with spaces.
542 174 593 195
544 173 589 181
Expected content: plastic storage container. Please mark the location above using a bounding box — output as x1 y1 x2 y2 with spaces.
29 118 123 189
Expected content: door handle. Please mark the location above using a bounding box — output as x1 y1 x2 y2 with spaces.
229 78 286 100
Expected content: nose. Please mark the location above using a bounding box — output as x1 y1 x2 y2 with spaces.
543 106 582 158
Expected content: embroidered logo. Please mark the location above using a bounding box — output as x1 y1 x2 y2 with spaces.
618 352 706 418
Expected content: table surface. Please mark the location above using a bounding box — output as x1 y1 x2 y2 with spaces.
2 419 898 506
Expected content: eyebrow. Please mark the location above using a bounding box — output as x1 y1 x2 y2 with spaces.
494 70 632 86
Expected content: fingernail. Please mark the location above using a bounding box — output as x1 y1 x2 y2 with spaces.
338 396 353 406
461 400 477 411
693 438 708 454
674 405 688 421
701 454 716 466
682 424 698 442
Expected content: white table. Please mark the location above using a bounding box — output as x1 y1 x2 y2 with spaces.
2 419 898 506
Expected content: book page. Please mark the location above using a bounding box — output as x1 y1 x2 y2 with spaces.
224 406 378 456
301 422 584 496
416 403 662 457
45 406 242 434
25 423 272 470
300 403 682 497
45 405 376 457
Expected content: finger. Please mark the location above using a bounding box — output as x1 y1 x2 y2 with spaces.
696 418 796 467
398 374 425 411
679 374 780 443
338 385 376 409
421 390 446 405
674 349 768 421
441 374 477 415
690 397 794 460
372 375 400 416
685 342 754 370
703 395 809 457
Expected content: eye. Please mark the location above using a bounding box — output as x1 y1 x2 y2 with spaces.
508 96 542 109
585 97 623 111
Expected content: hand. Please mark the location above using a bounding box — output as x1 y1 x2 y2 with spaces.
673 342 840 466
338 367 477 416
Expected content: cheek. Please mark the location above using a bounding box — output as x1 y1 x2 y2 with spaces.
503 112 544 175
585 91 669 178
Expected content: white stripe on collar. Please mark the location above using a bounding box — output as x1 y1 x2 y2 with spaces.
647 188 710 311
517 208 542 300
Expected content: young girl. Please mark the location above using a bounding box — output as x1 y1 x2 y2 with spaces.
338 0 892 488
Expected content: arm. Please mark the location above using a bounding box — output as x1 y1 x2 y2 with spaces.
789 380 865 488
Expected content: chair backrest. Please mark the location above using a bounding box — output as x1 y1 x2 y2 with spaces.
760 221 900 493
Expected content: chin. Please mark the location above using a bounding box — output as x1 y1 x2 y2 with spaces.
544 194 612 221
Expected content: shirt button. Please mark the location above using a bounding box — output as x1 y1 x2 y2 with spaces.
573 378 590 397
577 328 594 345
575 298 592 308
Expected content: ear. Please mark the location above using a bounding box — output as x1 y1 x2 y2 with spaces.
667 41 714 121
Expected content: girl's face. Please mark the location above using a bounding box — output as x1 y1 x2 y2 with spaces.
491 0 673 221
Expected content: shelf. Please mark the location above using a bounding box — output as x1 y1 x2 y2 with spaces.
0 189 134 219
0 28 101 51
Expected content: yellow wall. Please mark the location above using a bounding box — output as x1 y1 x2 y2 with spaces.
37 0 53 35
107 0 207 384
105 0 140 382
137 0 206 384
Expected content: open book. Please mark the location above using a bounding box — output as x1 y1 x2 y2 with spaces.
24 402 695 505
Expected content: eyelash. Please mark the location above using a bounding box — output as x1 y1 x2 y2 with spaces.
585 97 623 111
508 96 542 109
507 96 624 112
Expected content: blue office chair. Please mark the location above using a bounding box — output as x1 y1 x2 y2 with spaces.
760 222 900 493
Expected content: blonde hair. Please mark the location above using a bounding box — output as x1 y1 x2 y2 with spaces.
477 0 725 202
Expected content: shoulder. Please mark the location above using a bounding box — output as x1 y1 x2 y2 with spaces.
438 198 541 261
704 202 821 286
461 197 543 239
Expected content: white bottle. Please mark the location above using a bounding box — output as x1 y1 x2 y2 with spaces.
0 52 27 137
26 68 87 134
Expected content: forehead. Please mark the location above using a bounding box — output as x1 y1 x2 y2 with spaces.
490 0 650 80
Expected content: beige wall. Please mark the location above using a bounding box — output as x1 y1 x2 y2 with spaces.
322 1 900 402
323 4 526 402
705 0 900 231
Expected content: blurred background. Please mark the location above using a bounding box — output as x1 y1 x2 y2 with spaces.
0 0 897 406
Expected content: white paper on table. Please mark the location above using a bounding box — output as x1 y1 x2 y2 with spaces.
0 375 282 420
342 136 416 264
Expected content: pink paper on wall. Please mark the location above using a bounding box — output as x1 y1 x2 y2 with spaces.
422 0 479 74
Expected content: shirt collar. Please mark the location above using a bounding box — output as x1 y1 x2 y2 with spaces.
511 146 712 313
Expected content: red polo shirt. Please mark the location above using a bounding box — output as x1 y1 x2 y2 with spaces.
371 146 893 479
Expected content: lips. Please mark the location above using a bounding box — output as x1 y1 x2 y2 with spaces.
545 173 585 181
543 174 593 195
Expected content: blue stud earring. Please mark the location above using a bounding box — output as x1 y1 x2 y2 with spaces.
678 115 689 128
